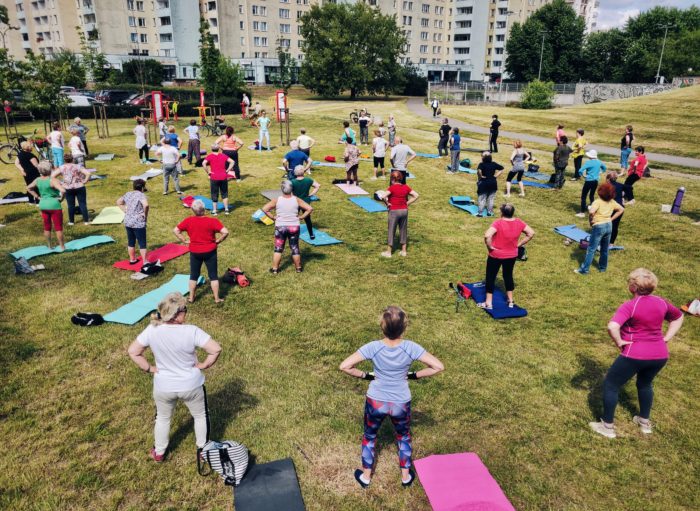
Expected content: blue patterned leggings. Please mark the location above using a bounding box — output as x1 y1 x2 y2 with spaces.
362 398 412 469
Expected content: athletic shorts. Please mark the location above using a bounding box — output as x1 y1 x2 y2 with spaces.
506 169 524 182
41 209 63 231
274 225 300 255
125 226 147 248
210 179 229 202
373 156 385 168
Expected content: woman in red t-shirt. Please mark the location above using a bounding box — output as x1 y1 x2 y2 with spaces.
479 203 534 309
381 171 419 258
173 200 229 303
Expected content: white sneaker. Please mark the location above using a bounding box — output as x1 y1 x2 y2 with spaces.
625 199 636 206
399 250 407 257
589 420 616 438
503 193 510 197
371 176 377 180
575 212 586 218
67 222 74 226
632 416 653 434
380 251 392 258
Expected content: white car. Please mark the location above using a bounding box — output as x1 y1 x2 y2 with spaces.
67 95 100 107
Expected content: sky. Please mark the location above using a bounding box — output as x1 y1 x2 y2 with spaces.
597 0 698 30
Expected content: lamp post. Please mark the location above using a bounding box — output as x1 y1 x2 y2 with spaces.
655 24 675 84
537 30 548 81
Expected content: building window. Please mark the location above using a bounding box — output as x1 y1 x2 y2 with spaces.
127 0 134 10
279 38 290 48
138 17 146 26
421 4 428 13
455 48 469 54
279 8 289 18
136 1 144 11
495 48 504 54
280 23 290 33
420 18 428 27
419 58 426 64
402 16 412 25
419 45 427 53
434 20 443 28
456 20 471 28
130 32 137 42
253 21 267 31
208 1 216 10
496 21 506 29
128 16 136 26
209 17 217 27
402 1 412 10
496 34 505 42
160 33 172 42
420 31 427 40
454 34 470 41
240 21 244 29
456 7 472 15
140 33 147 42
493 60 502 67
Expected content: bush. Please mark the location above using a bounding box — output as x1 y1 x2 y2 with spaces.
400 64 428 96
521 80 556 109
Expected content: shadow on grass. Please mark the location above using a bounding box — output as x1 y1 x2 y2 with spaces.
570 354 637 420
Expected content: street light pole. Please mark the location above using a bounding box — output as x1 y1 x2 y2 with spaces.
655 24 675 84
537 31 548 81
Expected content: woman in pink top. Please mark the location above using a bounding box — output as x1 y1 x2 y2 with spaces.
215 127 243 179
479 203 534 309
555 124 566 144
589 268 684 438
621 145 647 205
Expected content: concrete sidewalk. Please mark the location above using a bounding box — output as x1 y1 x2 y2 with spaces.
407 98 700 170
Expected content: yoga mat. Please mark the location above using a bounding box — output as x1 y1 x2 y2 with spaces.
88 174 107 181
130 168 163 181
311 161 345 168
415 453 515 511
181 195 225 211
252 209 274 225
299 224 342 246
10 235 115 261
0 196 30 205
91 206 125 225
457 165 477 174
247 145 276 150
113 243 189 271
449 196 492 216
524 171 551 181
554 225 624 250
415 152 440 158
465 282 528 319
349 196 387 213
335 183 368 195
94 153 115 161
261 189 282 201
234 458 305 511
104 274 204 325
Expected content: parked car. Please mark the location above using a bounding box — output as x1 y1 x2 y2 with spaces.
95 90 133 105
128 93 173 107
122 93 141 104
67 95 101 107
60 86 78 95
77 90 96 98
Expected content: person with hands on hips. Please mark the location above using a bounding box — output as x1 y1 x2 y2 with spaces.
127 292 222 463
339 306 444 489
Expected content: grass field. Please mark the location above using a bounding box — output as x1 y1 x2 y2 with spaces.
1 93 699 511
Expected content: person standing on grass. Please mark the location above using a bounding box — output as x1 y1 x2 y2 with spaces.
27 160 66 251
283 141 311 181
14 141 40 204
372 130 389 180
256 110 272 151
431 97 439 117
48 122 64 168
158 118 167 142
504 140 530 198
476 151 504 217
589 268 684 439
555 124 566 144
202 144 234 216
339 120 357 145
184 120 201 166
437 118 451 157
478 203 535 310
574 182 624 275
69 117 90 157
381 171 419 258
117 179 149 265
127 292 222 463
262 180 313 274
174 200 229 303
621 146 647 206
296 128 315 158
388 115 397 147
359 110 372 145
448 127 461 173
344 137 361 185
576 150 606 218
571 129 587 181
489 115 500 153
390 137 417 184
242 92 251 118
552 136 572 189
339 305 444 489
619 125 634 172
292 165 320 239
216 126 244 180
157 141 182 195
606 172 626 244
134 118 150 164
68 128 86 167
53 153 90 225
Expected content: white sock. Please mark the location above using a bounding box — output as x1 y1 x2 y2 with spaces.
359 474 370 484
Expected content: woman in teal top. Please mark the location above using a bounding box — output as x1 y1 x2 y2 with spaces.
256 110 272 151
27 160 66 250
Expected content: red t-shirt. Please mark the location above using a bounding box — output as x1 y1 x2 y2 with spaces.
387 184 413 210
611 295 682 360
628 153 647 178
489 218 527 259
205 153 230 181
177 216 224 253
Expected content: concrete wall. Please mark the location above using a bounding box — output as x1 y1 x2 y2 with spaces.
574 83 674 105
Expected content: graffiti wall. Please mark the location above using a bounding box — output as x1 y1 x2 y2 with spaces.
672 76 700 88
574 83 674 105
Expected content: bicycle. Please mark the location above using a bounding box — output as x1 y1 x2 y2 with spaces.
200 121 225 138
349 109 371 124
0 130 50 164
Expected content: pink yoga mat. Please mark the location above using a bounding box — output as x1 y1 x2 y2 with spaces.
335 183 369 195
113 243 189 271
414 453 515 511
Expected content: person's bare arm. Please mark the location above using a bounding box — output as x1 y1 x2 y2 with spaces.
339 351 367 379
14 157 25 176
296 198 313 219
406 150 417 166
79 167 92 183
484 226 498 252
50 177 66 196
226 158 234 172
664 315 684 343
519 225 535 247
195 339 222 370
311 180 320 196
127 340 157 374
216 226 229 244
607 321 632 348
262 198 277 220
173 226 188 243
143 199 149 221
26 178 39 199
116 196 126 211
414 351 444 379
309 137 316 148
407 190 419 206
610 203 625 222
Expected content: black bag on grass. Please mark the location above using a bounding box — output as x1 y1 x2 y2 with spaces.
71 312 105 327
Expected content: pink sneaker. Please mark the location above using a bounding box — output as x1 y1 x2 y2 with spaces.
150 447 165 462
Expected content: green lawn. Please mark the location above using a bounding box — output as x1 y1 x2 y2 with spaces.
0 95 699 511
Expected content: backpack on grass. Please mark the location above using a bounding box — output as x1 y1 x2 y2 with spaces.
197 440 249 486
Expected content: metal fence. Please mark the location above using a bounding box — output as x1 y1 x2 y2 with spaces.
427 81 577 105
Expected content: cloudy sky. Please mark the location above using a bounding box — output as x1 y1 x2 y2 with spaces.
597 0 698 30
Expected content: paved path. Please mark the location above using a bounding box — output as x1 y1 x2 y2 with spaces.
406 98 700 171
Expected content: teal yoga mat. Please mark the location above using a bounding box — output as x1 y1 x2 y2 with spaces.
416 152 440 158
104 274 205 325
299 224 342 246
449 196 492 216
10 235 115 260
349 196 387 213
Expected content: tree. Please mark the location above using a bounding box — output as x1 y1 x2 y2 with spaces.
505 0 585 82
198 18 221 96
121 58 164 85
216 56 245 94
0 48 22 102
77 27 109 83
18 52 70 119
580 29 628 82
299 3 406 97
400 61 428 96
1 5 19 51
275 44 296 94
52 50 87 88
520 79 556 109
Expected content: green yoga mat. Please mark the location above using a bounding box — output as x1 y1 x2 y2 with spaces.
104 275 205 325
10 235 115 260
91 207 125 225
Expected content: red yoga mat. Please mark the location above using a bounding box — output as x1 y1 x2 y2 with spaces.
113 243 189 272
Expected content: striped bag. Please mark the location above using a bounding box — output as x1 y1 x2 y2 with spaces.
197 440 249 486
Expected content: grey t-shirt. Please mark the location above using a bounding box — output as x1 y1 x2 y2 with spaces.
358 340 426 403
390 144 415 170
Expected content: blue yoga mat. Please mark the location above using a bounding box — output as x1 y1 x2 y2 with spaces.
183 195 225 211
10 235 115 260
449 196 492 217
349 196 387 213
416 152 441 158
104 275 205 325
299 224 342 246
457 165 477 174
465 282 528 319
311 161 346 168
524 171 551 181
554 225 624 250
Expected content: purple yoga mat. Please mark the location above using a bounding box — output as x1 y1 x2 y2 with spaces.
415 453 515 511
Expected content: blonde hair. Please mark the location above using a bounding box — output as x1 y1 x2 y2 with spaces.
70 128 79 136
38 160 53 176
513 140 523 149
150 292 187 325
380 305 408 340
168 125 175 133
21 140 33 152
628 268 658 296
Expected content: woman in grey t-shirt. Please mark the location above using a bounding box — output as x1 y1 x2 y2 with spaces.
339 306 444 488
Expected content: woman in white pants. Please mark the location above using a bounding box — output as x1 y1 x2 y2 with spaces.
128 292 222 462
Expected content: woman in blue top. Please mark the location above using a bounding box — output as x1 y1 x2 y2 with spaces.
256 110 272 151
340 306 444 489
449 127 461 173
576 149 606 217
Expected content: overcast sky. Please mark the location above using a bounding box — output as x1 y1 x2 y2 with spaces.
597 0 698 30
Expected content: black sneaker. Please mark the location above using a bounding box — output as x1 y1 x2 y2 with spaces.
402 469 416 488
354 469 370 488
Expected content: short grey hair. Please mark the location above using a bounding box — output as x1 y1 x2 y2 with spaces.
211 143 220 151
281 179 293 195
191 199 206 215
289 140 299 150
293 165 305 177
38 160 53 176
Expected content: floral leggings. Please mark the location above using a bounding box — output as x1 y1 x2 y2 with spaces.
274 225 300 255
362 398 412 469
